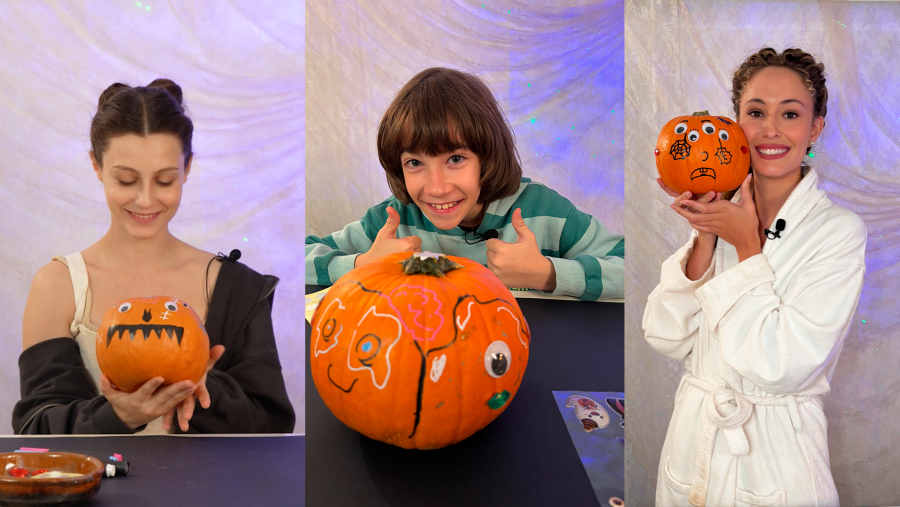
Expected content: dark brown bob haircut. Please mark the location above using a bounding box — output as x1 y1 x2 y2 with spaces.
377 68 522 205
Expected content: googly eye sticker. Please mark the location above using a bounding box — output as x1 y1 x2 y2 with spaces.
484 340 512 378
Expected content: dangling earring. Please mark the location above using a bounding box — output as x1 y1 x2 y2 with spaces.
806 141 816 158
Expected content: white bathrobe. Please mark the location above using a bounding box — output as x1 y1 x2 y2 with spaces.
643 169 866 507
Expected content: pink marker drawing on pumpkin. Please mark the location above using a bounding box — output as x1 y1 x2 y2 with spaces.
387 285 444 342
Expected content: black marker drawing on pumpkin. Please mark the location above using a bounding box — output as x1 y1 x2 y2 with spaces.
327 364 357 393
408 294 527 439
316 279 529 444
354 333 383 367
669 132 691 160
715 137 733 165
690 167 716 181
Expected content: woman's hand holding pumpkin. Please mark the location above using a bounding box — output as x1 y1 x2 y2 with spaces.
164 345 226 432
356 206 423 268
657 178 721 281
100 374 197 431
485 208 556 291
674 174 762 262
657 178 722 238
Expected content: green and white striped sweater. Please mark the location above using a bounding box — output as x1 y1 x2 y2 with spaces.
305 178 624 301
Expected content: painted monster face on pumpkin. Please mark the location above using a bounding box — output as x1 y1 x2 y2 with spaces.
655 112 751 195
310 252 531 450
96 296 210 393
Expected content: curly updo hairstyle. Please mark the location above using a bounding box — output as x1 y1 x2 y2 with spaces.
90 78 193 166
731 47 828 123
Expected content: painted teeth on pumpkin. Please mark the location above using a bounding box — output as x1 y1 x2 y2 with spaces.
106 324 185 346
689 167 716 180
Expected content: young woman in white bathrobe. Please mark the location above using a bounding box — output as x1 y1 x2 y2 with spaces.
643 48 867 507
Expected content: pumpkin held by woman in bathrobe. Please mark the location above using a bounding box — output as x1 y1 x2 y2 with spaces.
644 49 866 507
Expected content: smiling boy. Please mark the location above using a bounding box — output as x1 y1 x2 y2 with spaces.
306 68 624 301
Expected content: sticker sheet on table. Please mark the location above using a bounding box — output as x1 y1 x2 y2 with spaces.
553 390 625 507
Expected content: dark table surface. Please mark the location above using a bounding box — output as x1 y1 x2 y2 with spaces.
0 435 304 507
305 284 623 507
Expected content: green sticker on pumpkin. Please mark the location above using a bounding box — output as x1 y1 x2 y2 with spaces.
487 390 510 410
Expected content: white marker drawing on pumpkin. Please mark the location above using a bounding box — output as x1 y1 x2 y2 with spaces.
456 301 474 331
314 298 345 357
497 306 528 349
430 354 447 382
346 305 402 390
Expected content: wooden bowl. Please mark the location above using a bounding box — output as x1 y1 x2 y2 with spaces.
0 453 103 507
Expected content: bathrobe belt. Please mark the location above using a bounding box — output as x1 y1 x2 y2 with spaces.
680 374 815 507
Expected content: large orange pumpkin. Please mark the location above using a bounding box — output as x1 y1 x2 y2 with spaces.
96 296 210 393
310 252 531 450
655 110 750 194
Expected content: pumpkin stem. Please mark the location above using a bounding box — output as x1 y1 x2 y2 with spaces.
692 110 710 116
401 252 464 277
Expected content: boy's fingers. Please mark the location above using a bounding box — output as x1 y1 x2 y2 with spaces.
380 206 401 238
407 236 423 249
511 209 533 242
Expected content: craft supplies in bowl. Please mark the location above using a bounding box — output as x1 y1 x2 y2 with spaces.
0 452 104 507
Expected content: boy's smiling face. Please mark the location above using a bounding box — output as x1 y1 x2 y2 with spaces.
401 148 485 230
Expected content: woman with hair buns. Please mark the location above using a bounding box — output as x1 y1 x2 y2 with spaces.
13 79 295 435
643 49 866 506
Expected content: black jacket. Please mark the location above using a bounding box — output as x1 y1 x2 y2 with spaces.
12 259 296 434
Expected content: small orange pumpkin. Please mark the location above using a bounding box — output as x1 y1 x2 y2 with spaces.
96 296 210 393
310 252 530 450
655 111 750 194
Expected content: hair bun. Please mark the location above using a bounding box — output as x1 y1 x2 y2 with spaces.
147 78 183 105
98 83 131 109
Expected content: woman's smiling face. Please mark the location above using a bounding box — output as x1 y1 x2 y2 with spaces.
738 66 824 180
92 133 190 239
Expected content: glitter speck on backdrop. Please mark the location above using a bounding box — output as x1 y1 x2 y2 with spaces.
0 1 305 432
625 2 900 505
305 0 624 239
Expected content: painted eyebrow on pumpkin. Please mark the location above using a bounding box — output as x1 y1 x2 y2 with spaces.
112 165 179 174
745 98 808 108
